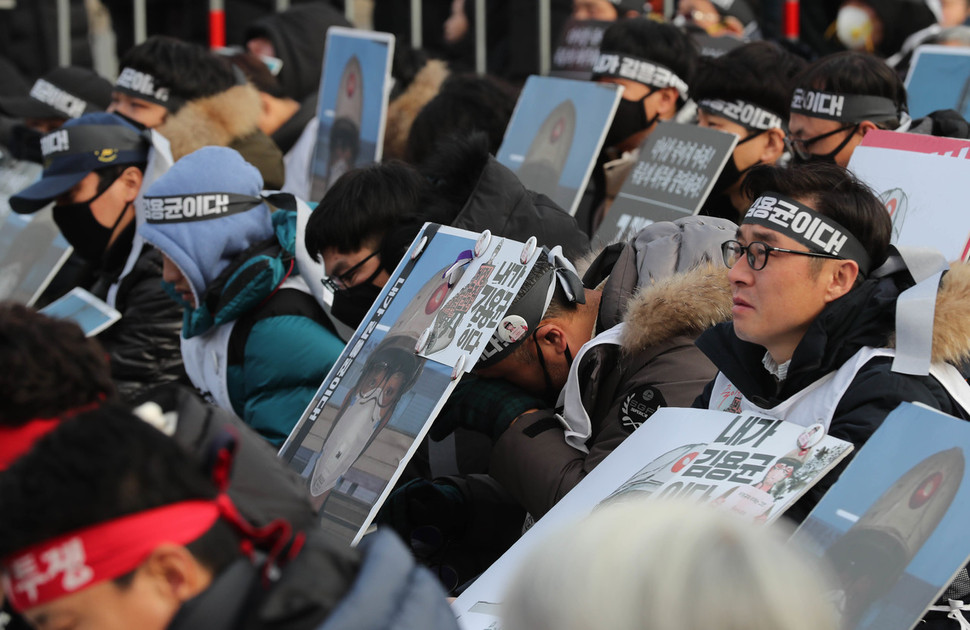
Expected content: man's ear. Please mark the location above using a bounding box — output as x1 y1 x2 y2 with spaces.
141 543 212 603
824 259 859 303
857 120 878 139
655 87 680 120
759 128 787 164
536 320 570 356
120 166 144 203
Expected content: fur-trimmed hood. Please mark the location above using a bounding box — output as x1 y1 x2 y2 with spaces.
157 84 262 161
591 215 737 353
920 262 970 365
383 59 449 161
619 264 733 354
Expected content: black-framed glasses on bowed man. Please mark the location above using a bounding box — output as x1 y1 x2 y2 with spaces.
721 240 843 271
786 123 859 161
322 250 380 292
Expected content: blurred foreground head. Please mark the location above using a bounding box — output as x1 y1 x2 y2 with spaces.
503 500 838 630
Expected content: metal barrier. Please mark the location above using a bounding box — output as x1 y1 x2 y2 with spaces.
61 1 786 72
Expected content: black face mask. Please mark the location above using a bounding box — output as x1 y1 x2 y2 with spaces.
9 125 44 163
604 91 654 150
791 124 858 166
330 266 383 329
52 182 127 265
709 130 765 197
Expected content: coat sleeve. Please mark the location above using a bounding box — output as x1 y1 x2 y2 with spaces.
784 356 966 523
97 248 188 403
231 314 344 446
489 338 718 518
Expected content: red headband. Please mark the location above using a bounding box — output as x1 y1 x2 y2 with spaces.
0 419 61 471
0 398 105 471
1 500 219 611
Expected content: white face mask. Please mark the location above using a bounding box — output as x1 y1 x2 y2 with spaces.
836 4 875 50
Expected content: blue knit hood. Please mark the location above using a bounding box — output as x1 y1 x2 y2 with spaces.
138 146 298 337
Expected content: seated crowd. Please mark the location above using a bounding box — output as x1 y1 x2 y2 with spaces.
3 2 970 629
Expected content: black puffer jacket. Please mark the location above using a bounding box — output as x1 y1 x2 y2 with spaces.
134 383 316 531
420 132 590 261
92 241 187 403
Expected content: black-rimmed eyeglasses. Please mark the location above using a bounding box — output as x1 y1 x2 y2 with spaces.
786 123 858 161
721 240 843 271
322 250 380 292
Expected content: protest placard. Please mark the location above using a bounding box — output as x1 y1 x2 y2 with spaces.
452 407 851 630
849 136 970 261
593 121 737 245
550 18 610 80
280 224 537 545
904 45 970 120
793 402 970 630
0 206 72 306
39 287 121 336
309 27 394 201
861 128 970 159
496 75 622 217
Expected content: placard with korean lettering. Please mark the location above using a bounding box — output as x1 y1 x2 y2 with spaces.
550 18 610 80
280 224 535 546
416 233 538 371
594 121 738 246
452 408 851 630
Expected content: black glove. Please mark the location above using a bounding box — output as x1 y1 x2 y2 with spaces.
430 375 546 441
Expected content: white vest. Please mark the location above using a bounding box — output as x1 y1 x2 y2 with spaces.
707 347 970 429
180 275 311 416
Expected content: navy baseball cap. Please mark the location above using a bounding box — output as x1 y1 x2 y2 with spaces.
10 113 149 214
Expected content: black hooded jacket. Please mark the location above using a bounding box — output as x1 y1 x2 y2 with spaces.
244 3 351 102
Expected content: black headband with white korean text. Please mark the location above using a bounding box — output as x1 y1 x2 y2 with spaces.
789 88 899 123
743 192 871 274
591 52 689 101
142 193 264 223
114 67 184 111
697 98 783 131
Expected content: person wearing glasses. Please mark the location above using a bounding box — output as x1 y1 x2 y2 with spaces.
693 41 806 222
786 51 910 167
694 162 970 524
138 146 343 446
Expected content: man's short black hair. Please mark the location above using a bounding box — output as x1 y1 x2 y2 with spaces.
305 160 430 258
405 73 518 166
791 51 907 130
0 303 116 425
692 41 806 122
118 36 238 108
0 404 238 572
599 17 698 91
94 162 147 196
741 162 892 271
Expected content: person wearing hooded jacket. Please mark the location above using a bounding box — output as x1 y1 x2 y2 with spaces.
244 2 352 104
138 146 344 446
